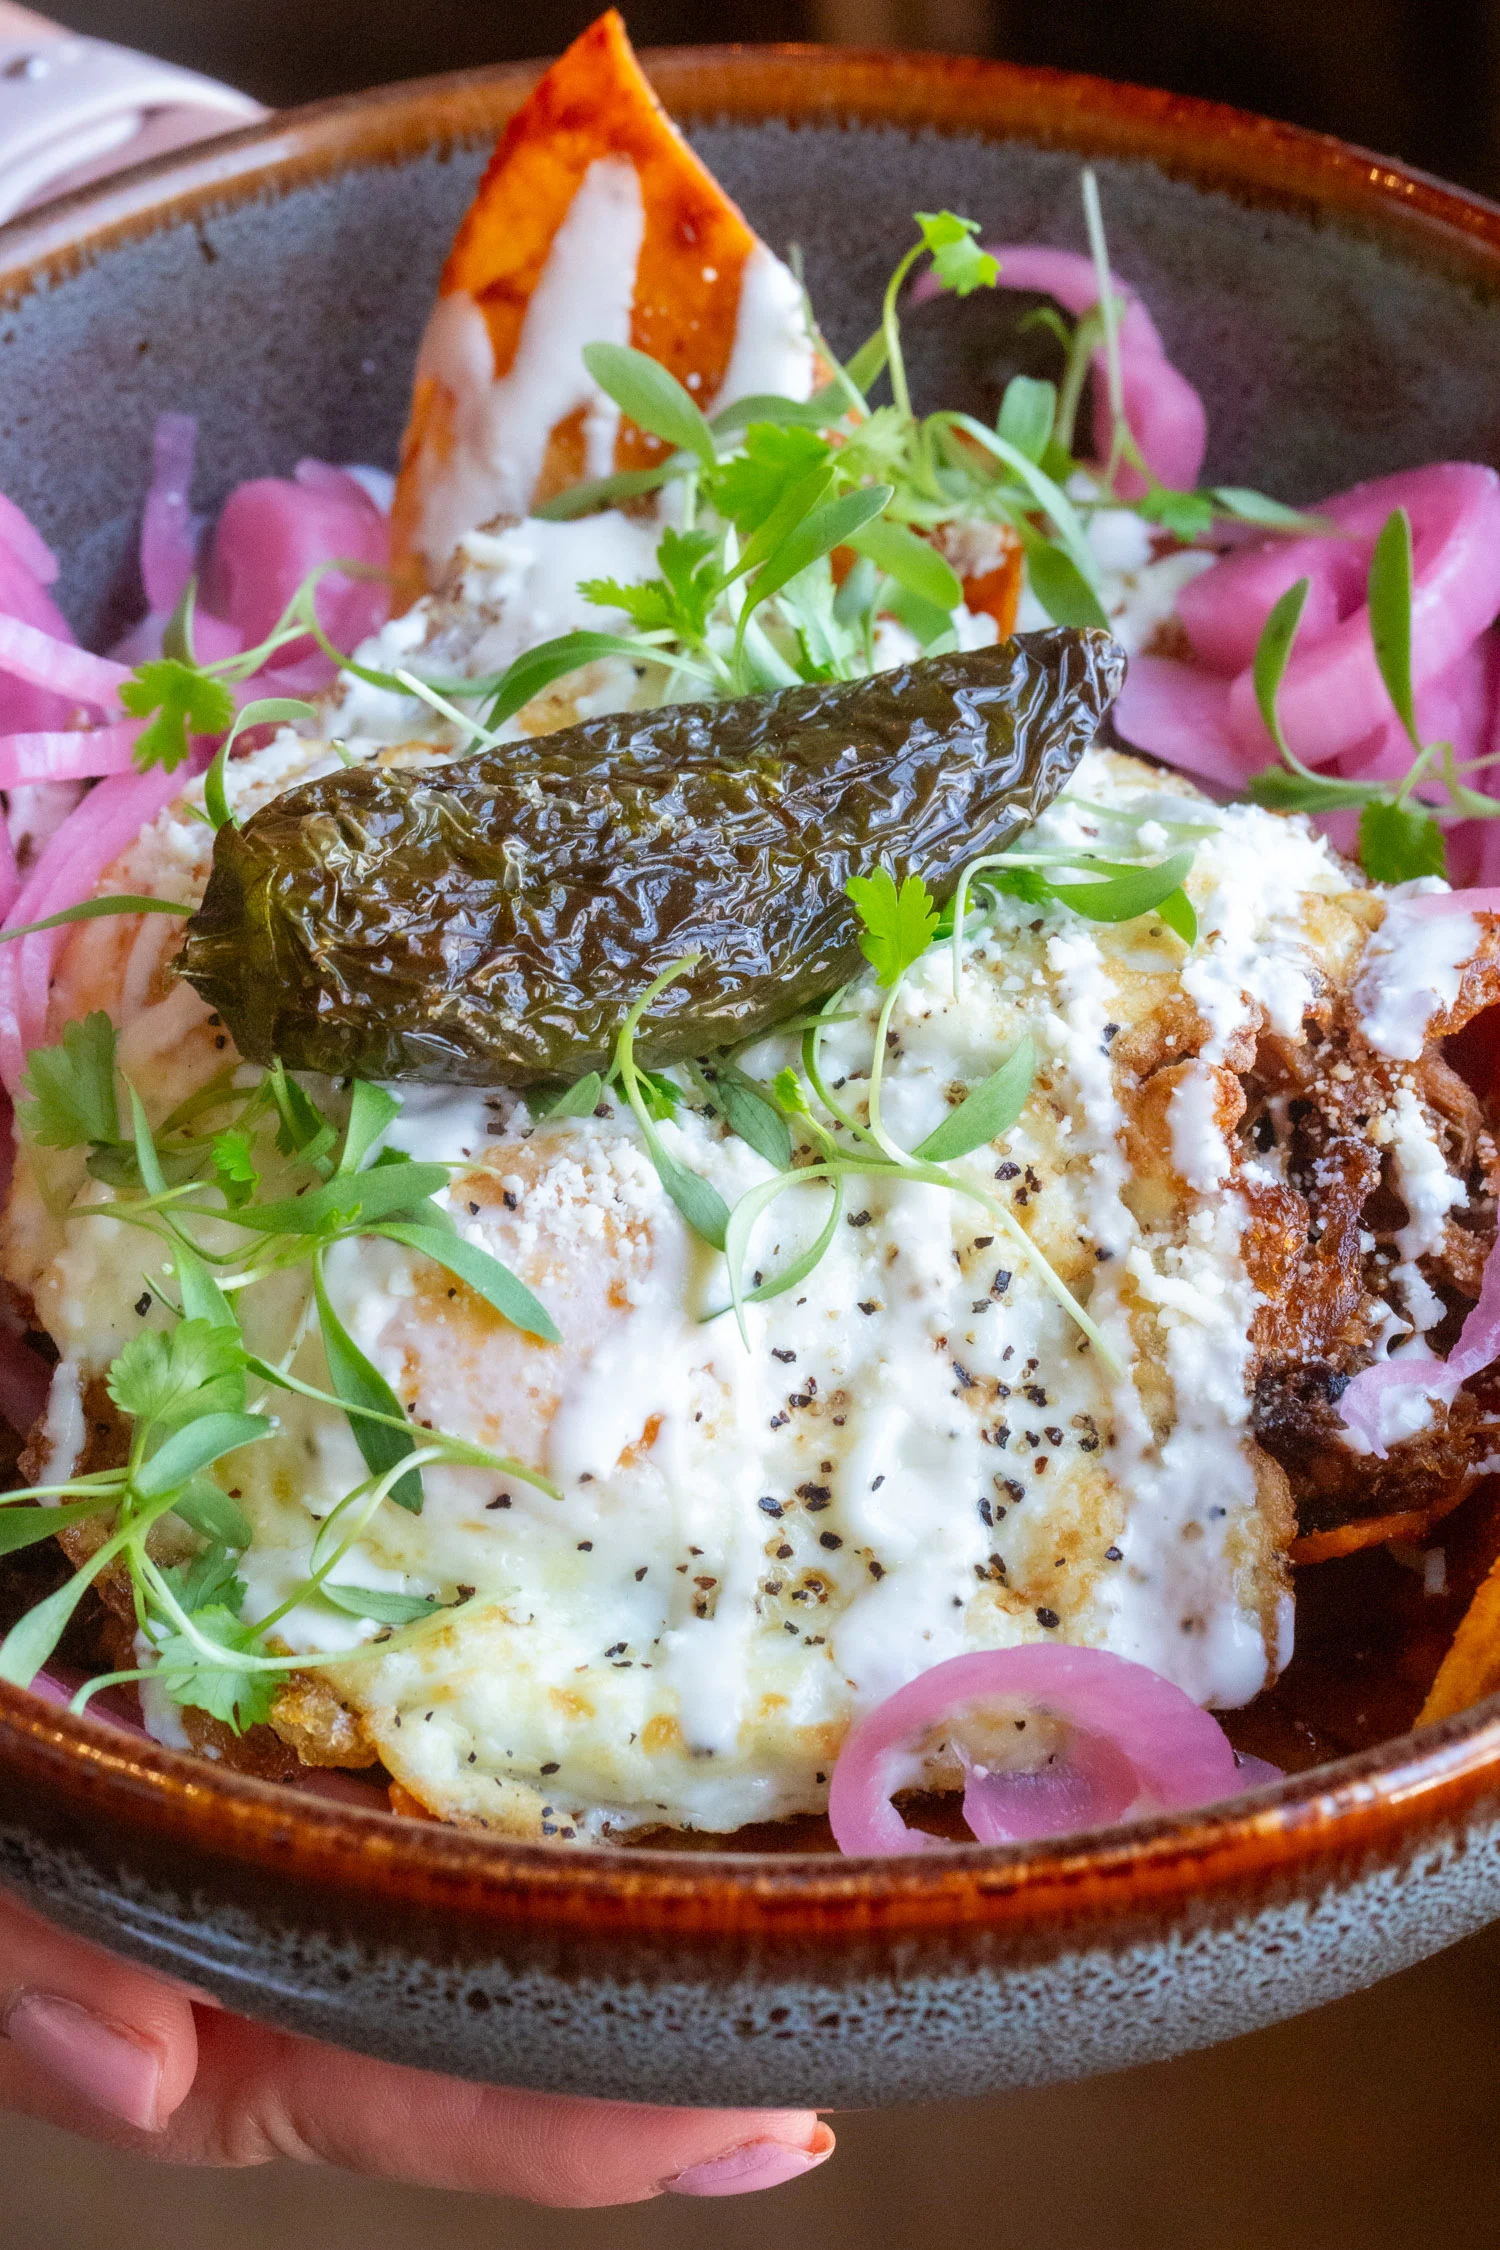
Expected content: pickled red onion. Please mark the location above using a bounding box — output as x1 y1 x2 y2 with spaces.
1340 1223 1500 1456
0 819 16 924
0 758 193 1093
0 616 127 714
1405 887 1500 916
0 451 392 1111
202 461 389 665
140 411 200 616
1115 463 1500 812
1175 529 1365 678
826 1645 1269 1855
0 535 73 645
0 498 88 741
0 1318 52 1434
0 724 141 788
1227 466 1500 764
986 246 1207 496
25 1671 153 1739
0 492 58 588
1110 655 1248 786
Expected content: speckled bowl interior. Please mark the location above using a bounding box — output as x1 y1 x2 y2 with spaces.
3 47 1500 2107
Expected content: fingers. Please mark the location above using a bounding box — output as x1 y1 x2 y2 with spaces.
0 1892 833 2206
0 1889 198 2137
155 2007 833 2205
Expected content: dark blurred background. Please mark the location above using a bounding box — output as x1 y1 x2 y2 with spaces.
47 0 1500 199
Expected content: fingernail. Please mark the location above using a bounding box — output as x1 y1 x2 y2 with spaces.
4 1993 164 2131
665 2126 835 2198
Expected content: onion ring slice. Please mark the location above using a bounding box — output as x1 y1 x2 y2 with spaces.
827 1645 1267 1856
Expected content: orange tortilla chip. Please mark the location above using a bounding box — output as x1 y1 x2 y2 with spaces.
392 11 765 585
1420 1548 1500 1723
962 542 1024 640
1288 1490 1466 1567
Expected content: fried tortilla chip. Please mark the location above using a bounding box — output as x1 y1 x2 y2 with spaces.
1420 1549 1500 1722
392 10 805 588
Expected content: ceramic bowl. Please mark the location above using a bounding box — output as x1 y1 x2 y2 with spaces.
3 45 1500 2110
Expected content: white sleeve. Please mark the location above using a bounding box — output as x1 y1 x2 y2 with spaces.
0 25 264 227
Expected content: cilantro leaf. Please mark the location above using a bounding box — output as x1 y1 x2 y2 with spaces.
1139 487 1216 542
20 1012 120 1149
915 210 1000 297
120 659 236 773
107 1318 249 1433
161 1541 247 1618
636 1067 685 1122
211 1126 258 1208
988 865 1054 904
656 527 724 633
847 867 939 986
772 1066 812 1116
834 406 913 485
152 1606 276 1732
581 576 676 634
708 424 832 535
1357 797 1446 883
582 528 722 644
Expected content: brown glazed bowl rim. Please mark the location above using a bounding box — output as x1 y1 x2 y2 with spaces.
4 42 1500 1940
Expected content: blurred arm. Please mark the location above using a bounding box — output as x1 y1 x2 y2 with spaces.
0 4 265 226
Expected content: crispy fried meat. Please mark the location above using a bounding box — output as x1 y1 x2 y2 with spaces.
1245 938 1500 1539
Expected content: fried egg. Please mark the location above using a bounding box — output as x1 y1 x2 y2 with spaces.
13 545 1467 1841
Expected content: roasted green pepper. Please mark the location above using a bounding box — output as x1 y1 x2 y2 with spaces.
182 630 1124 1084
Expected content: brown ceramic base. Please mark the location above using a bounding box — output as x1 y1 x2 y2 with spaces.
4 1679 1500 2102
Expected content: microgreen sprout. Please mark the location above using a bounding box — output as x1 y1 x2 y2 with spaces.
1 1020 561 1725
691 858 1144 1374
611 958 731 1249
1245 503 1492 881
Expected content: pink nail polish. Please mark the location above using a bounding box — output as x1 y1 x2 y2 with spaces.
5 1993 164 2131
665 2128 835 2198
